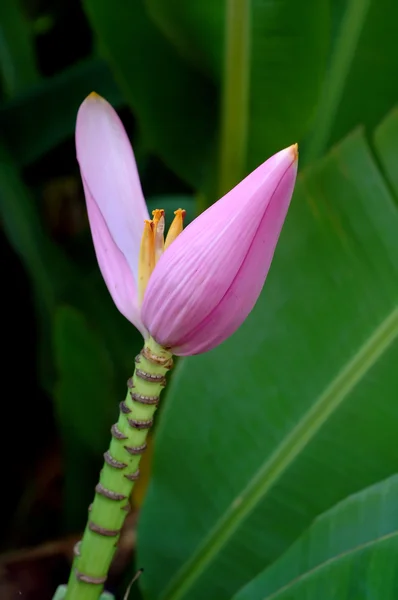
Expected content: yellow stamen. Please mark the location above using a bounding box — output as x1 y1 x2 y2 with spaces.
138 220 155 304
137 207 186 301
152 209 165 262
165 209 186 250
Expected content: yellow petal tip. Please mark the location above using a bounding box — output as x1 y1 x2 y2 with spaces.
290 143 299 162
87 91 102 101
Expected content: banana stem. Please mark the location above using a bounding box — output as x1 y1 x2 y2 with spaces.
60 337 173 600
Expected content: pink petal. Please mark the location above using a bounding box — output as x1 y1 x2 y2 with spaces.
174 165 296 354
84 180 147 336
141 146 298 355
76 93 149 284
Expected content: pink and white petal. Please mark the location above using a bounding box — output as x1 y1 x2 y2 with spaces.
84 180 147 337
76 94 149 282
173 161 297 355
142 146 297 349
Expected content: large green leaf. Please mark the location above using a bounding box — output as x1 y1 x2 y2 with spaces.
145 0 222 79
373 108 398 200
305 0 398 161
82 0 217 187
0 139 64 304
0 138 70 390
0 57 123 166
137 118 398 600
234 475 398 599
54 305 116 456
53 306 117 527
146 0 329 173
331 0 398 144
0 0 39 98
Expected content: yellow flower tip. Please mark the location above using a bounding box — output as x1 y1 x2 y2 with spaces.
290 143 299 162
87 91 102 101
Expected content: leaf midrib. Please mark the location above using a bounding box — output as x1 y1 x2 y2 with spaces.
218 0 251 197
162 305 398 600
263 530 398 600
305 0 372 162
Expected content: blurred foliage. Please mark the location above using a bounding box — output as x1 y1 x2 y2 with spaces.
0 0 397 598
0 0 39 97
0 57 123 166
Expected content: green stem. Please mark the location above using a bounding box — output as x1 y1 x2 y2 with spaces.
305 0 371 162
62 337 173 600
218 0 251 197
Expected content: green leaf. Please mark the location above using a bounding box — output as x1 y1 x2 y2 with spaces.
137 120 398 600
53 305 117 527
82 0 217 187
0 0 39 98
0 57 123 166
234 475 398 599
146 0 330 175
54 305 115 456
0 139 59 304
0 137 80 390
373 107 398 200
304 0 372 162
145 0 222 78
307 0 398 160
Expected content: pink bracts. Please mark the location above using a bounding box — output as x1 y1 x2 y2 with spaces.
76 93 298 356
